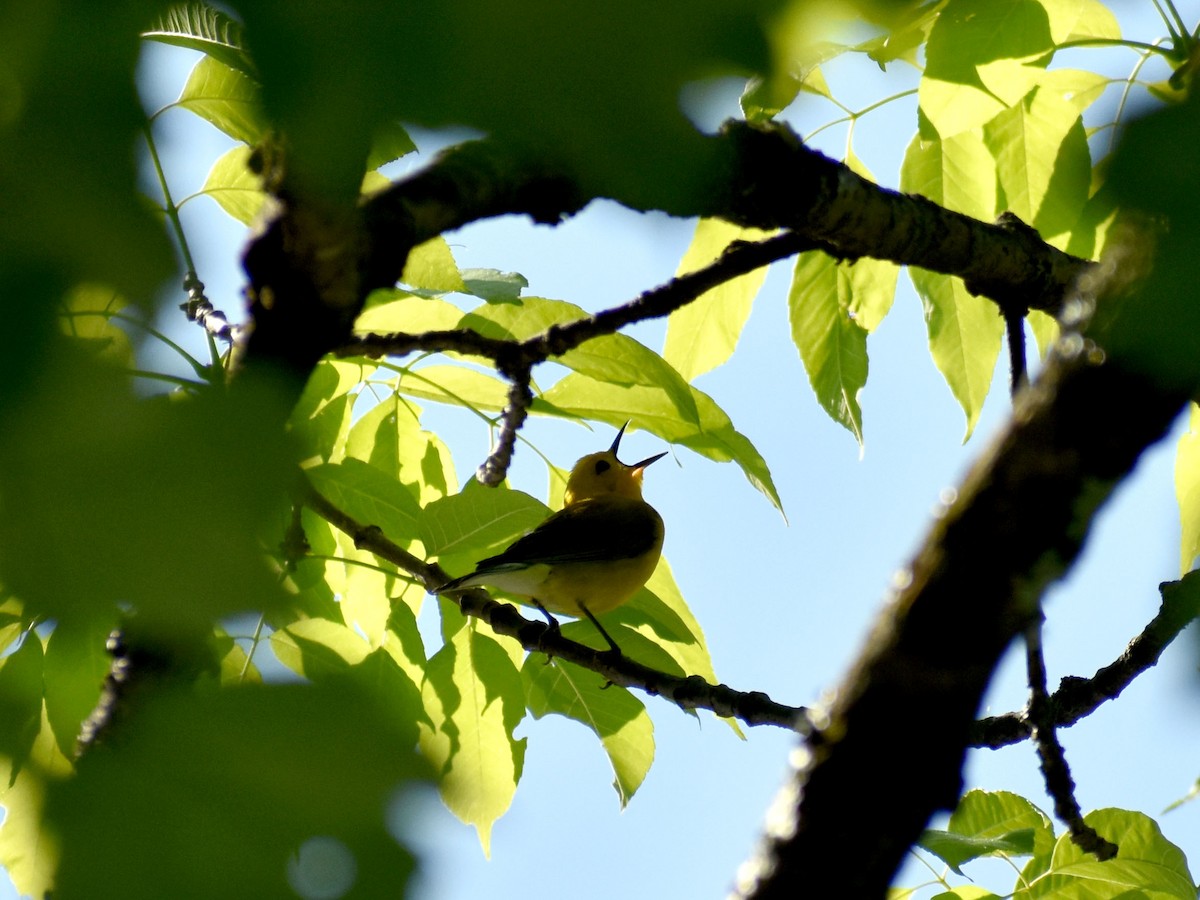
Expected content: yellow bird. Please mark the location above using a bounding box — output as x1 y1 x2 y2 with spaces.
436 424 666 653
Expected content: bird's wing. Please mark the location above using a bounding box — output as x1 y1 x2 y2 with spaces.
477 498 661 569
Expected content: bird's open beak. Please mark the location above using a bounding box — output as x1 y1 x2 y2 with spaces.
631 451 667 472
611 422 666 471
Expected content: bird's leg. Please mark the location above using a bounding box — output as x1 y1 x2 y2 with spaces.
531 600 561 663
578 603 623 659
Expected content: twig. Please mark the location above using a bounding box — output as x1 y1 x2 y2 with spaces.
303 482 809 731
971 573 1200 746
1024 615 1118 859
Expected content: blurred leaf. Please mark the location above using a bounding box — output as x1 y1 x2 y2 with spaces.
1 4 172 303
367 120 417 169
176 54 265 144
420 627 526 855
58 284 133 368
982 88 1089 238
143 2 256 77
0 361 294 631
271 618 370 680
307 458 424 549
199 144 266 224
43 618 114 759
1040 0 1120 43
0 715 72 898
47 683 427 900
1175 403 1200 574
788 252 869 446
664 218 776 381
522 656 654 806
0 636 46 779
238 1 779 205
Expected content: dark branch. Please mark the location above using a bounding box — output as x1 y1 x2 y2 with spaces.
972 573 1200 747
303 484 808 731
1024 615 1119 860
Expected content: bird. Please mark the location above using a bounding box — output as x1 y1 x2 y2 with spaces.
435 423 666 654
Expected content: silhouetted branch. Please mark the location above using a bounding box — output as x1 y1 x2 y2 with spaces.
972 573 1200 746
303 483 808 731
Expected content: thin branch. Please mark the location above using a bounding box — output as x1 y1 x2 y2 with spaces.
303 483 809 731
971 572 1200 747
1024 616 1118 860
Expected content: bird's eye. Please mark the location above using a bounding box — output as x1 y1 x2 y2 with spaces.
594 459 611 475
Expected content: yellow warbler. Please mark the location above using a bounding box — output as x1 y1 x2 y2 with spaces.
436 424 666 653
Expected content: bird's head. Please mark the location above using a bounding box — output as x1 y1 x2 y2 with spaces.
563 423 666 505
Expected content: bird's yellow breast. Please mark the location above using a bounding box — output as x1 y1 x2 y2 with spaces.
534 546 663 617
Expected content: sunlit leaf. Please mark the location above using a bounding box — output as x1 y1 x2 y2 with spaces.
355 290 466 334
788 251 869 445
402 237 467 294
143 2 255 77
176 54 264 144
43 618 114 759
421 481 550 568
982 87 1090 238
1175 403 1200 574
663 218 776 382
198 144 265 224
522 656 654 806
307 458 424 549
420 627 526 855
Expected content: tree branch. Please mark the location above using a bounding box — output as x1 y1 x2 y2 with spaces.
303 484 808 731
733 331 1188 897
971 572 1200 747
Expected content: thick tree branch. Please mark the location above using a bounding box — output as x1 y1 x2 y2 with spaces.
303 484 808 731
733 334 1188 897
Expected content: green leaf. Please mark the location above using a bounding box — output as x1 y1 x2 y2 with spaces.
0 636 45 779
910 268 1004 439
663 218 776 381
143 3 256 78
522 656 654 806
270 618 371 680
787 252 869 445
1175 402 1200 574
460 269 529 302
464 295 700 425
239 1 776 207
43 618 114 760
920 829 1036 874
396 364 511 412
928 790 1056 870
1016 808 1195 898
59 284 133 369
421 482 550 567
420 627 526 855
1040 0 1121 43
901 130 998 221
982 88 1090 238
356 290 466 333
345 396 458 505
47 683 426 899
401 237 467 294
307 458 424 548
176 54 264 144
367 120 417 169
920 0 1054 138
198 144 265 224
540 375 783 514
